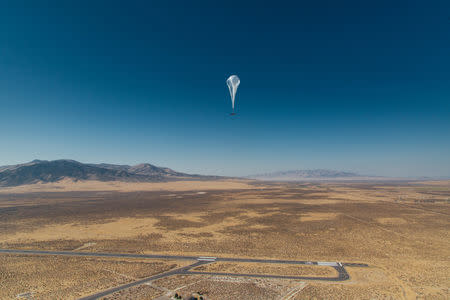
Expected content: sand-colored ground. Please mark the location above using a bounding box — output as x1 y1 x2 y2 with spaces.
192 262 336 277
376 217 408 225
152 267 412 300
0 254 186 299
0 178 254 194
1 217 160 242
154 275 302 300
0 180 449 299
415 180 450 186
102 284 163 300
300 212 339 222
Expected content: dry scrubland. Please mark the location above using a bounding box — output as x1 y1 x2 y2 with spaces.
153 274 306 300
192 262 335 277
0 179 254 194
0 180 449 299
0 254 184 299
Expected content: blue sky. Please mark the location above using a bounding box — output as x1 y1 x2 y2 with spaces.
0 0 449 177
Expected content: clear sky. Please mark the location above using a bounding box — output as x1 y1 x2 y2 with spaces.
0 0 449 177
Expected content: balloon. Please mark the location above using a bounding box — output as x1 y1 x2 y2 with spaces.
226 75 240 112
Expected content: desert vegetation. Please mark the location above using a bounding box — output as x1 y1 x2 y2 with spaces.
0 180 449 299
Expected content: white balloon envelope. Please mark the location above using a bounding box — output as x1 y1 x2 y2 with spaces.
226 75 240 113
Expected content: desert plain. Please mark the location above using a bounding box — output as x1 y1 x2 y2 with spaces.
0 179 449 299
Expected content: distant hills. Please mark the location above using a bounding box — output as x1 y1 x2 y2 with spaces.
0 159 206 187
247 169 381 181
1 160 432 188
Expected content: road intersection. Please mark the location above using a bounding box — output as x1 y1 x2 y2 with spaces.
0 248 368 299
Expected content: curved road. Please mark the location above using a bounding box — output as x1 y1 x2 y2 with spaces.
0 248 368 299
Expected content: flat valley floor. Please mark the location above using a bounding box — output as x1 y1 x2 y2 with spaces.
0 180 449 299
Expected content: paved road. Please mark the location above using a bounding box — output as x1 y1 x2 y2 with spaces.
0 248 199 261
78 261 209 300
0 248 367 299
186 265 349 281
0 248 365 267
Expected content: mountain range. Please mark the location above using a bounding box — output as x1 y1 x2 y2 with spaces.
247 169 378 181
0 160 413 187
0 159 204 187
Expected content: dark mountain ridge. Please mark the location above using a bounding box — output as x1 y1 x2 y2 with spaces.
0 159 198 187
